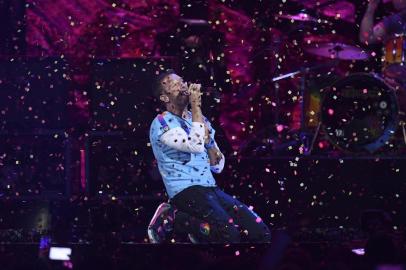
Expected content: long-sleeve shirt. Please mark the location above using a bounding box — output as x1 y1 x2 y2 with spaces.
149 111 225 198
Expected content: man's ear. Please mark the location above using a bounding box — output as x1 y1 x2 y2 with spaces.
160 94 169 103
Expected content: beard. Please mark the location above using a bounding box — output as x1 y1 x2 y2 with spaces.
176 94 189 108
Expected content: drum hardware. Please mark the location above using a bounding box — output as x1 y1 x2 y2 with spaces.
277 44 406 155
276 12 318 22
401 121 406 145
272 70 403 154
266 16 321 145
382 35 406 79
179 18 209 26
308 122 322 155
272 60 339 155
264 9 406 154
320 73 399 153
255 4 406 154
304 42 370 60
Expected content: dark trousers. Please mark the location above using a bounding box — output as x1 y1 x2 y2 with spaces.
171 185 271 243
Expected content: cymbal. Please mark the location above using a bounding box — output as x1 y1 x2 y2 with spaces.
276 12 318 22
305 42 370 60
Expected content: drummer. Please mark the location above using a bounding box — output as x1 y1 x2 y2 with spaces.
360 0 406 114
360 0 406 45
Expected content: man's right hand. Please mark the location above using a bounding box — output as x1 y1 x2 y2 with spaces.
188 83 202 108
188 83 204 123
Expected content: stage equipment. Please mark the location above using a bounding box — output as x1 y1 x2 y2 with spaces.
320 73 399 153
276 12 318 22
305 42 370 60
383 35 406 80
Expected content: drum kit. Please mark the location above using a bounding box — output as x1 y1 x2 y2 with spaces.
271 12 406 154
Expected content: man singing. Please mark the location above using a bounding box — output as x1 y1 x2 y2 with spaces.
148 70 271 243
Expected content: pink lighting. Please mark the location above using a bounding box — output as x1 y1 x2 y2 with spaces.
276 124 284 133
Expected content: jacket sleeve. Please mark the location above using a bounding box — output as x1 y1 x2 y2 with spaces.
160 122 206 153
209 140 225 174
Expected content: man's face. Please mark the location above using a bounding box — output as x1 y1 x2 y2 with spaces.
392 0 406 11
160 74 189 108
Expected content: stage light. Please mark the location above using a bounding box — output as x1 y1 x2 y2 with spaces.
351 248 365 255
49 247 72 261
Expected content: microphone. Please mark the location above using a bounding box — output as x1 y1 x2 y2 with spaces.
182 82 203 95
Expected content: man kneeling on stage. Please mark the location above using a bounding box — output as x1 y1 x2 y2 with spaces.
148 70 271 243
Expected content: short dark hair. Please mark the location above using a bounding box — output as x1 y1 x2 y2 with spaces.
153 69 176 99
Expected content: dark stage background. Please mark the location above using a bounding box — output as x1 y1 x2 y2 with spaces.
0 0 405 250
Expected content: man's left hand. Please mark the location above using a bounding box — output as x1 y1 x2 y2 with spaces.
204 124 211 144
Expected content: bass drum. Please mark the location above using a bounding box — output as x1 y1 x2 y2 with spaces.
321 73 399 153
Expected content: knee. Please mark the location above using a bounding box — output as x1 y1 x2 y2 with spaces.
196 221 241 243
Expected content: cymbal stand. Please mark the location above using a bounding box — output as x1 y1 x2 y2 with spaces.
272 60 339 155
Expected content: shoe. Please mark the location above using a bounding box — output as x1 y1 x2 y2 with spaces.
147 202 175 243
